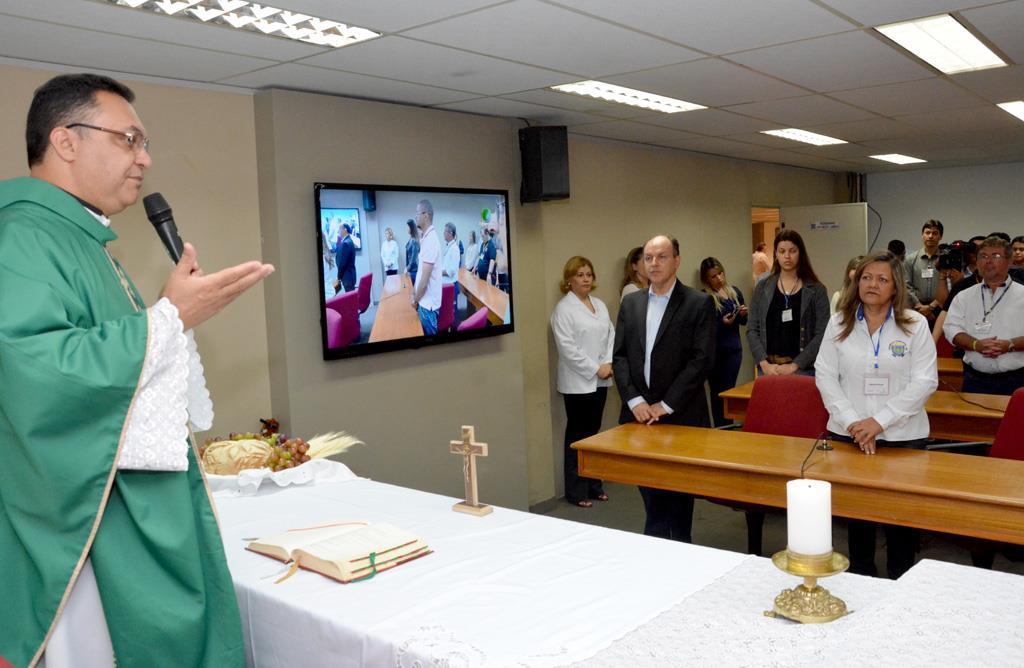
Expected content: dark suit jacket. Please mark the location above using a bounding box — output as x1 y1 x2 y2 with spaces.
613 281 716 427
336 234 356 289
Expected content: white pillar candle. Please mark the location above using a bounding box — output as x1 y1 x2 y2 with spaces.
786 479 832 556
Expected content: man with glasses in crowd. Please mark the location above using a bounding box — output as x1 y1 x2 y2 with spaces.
0 73 272 666
944 236 1024 395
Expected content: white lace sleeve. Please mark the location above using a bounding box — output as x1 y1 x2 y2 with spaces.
117 298 190 471
184 329 214 432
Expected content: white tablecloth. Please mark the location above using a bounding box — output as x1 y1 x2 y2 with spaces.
215 478 749 667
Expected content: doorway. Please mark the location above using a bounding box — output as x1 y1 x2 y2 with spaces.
751 206 780 284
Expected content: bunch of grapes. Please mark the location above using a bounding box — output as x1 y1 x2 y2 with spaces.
199 432 311 472
266 437 311 472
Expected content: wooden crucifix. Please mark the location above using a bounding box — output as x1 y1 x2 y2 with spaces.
450 425 492 516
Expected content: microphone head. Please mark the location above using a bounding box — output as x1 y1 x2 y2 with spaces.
143 192 172 226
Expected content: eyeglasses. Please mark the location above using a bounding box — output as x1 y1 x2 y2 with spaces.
66 123 150 154
978 253 1007 262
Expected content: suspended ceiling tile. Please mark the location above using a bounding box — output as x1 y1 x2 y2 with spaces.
727 30 934 92
435 97 599 125
554 0 855 54
953 65 1024 104
725 94 878 127
640 108 775 135
818 0 994 26
217 63 476 105
806 117 921 142
829 78 989 117
604 58 808 107
302 36 570 95
260 0 502 33
569 119 700 144
502 88 655 119
0 0 325 60
894 105 1024 133
403 0 702 77
961 2 1024 64
0 14 274 82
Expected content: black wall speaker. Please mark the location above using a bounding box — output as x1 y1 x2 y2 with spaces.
519 126 569 203
363 189 377 212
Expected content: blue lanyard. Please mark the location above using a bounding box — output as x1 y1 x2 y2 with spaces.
858 305 892 370
780 278 799 310
980 282 1010 322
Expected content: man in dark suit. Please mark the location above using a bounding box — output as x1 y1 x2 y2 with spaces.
613 235 716 542
335 223 357 293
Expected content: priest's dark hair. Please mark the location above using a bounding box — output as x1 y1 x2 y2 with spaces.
26 73 135 167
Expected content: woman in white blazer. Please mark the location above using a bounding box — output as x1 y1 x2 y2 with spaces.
550 256 615 507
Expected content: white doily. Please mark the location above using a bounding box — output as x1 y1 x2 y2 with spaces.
117 298 189 471
573 555 892 667
207 458 358 497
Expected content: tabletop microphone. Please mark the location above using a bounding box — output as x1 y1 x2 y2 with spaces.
143 192 184 264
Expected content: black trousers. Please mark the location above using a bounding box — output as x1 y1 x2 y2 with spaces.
708 347 743 427
562 388 607 503
639 487 694 543
962 364 1024 396
829 432 925 579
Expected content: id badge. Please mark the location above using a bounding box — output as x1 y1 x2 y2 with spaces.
781 309 793 323
864 373 890 396
973 321 993 336
921 268 935 279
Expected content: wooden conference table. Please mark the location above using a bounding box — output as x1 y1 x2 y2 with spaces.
937 357 964 391
720 379 1006 442
458 268 508 325
573 423 1024 545
369 274 423 343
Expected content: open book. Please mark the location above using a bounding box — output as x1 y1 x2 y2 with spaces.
247 522 431 584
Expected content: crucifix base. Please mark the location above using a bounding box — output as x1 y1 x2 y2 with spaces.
452 501 493 516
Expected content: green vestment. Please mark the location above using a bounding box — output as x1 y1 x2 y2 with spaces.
0 178 243 667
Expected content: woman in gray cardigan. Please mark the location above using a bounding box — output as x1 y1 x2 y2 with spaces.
747 229 829 375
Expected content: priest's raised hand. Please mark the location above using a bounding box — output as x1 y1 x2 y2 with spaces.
160 241 274 330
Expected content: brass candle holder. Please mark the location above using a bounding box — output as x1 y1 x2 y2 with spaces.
764 549 850 623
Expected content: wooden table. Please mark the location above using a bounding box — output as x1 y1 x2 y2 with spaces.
573 423 1024 545
720 380 1006 442
369 274 423 343
937 357 963 391
458 268 509 325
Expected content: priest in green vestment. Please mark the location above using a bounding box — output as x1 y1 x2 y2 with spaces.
0 74 273 667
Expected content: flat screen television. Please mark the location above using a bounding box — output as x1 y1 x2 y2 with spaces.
315 183 513 360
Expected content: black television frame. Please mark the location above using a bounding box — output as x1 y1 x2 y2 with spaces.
314 182 514 361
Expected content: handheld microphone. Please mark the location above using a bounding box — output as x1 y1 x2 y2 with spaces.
143 192 184 264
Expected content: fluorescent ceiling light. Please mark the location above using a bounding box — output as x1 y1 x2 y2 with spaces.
870 154 927 165
550 80 705 114
104 0 379 48
760 129 846 146
875 14 1006 74
997 101 1024 123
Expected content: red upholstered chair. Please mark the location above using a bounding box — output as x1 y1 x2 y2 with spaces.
735 375 830 555
357 272 372 314
438 283 455 332
936 335 955 358
989 388 1024 461
325 290 360 347
457 307 488 331
325 308 342 349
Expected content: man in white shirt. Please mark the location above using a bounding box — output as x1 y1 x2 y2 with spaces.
441 222 462 330
944 236 1024 395
613 235 716 542
410 199 443 335
380 226 399 276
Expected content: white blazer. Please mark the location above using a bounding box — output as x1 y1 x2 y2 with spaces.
550 292 615 394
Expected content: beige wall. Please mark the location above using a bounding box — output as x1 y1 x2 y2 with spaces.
522 137 837 504
0 64 272 440
253 89 531 509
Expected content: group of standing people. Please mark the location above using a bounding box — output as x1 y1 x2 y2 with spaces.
550 228 957 580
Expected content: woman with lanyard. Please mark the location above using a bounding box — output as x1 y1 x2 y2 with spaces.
747 229 829 376
816 251 938 578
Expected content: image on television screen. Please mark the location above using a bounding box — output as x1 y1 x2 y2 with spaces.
315 183 513 360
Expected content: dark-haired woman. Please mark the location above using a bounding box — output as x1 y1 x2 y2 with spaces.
405 218 420 287
747 230 829 375
551 256 614 507
816 251 937 578
700 257 747 426
619 246 648 302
